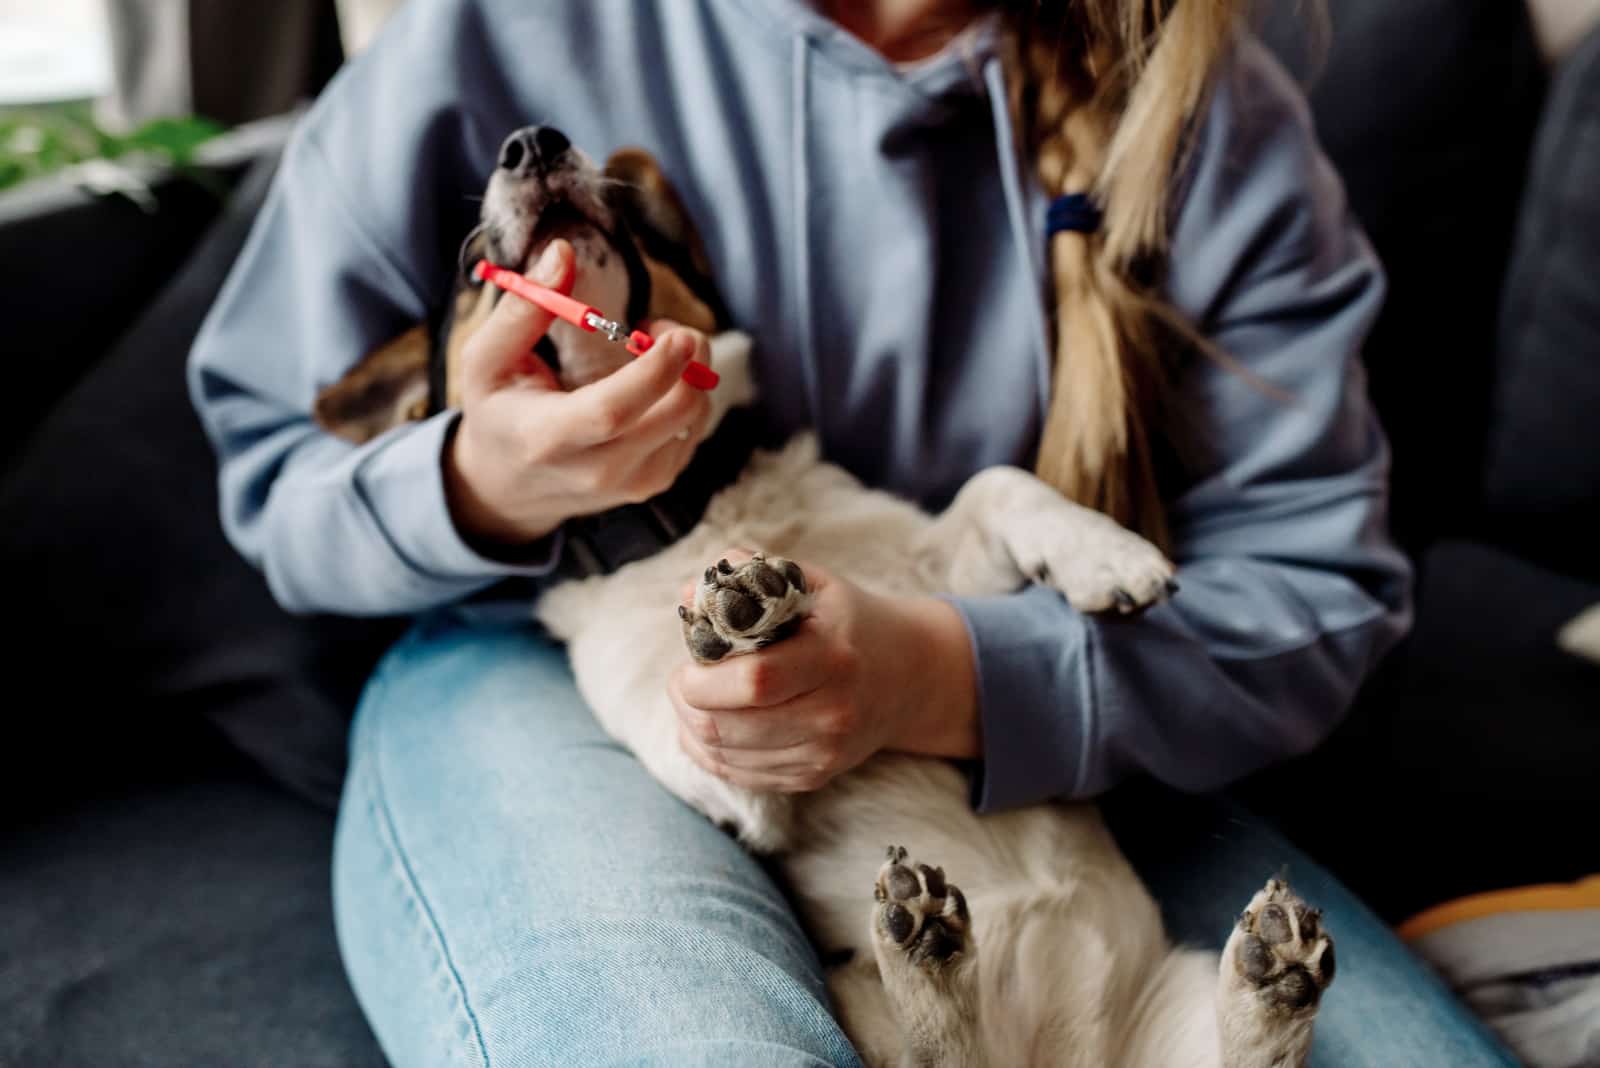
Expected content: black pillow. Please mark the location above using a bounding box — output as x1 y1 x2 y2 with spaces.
0 154 403 809
1348 539 1600 917
1260 0 1546 553
1483 26 1600 581
1238 538 1600 919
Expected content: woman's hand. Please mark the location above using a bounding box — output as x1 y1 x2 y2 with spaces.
444 239 714 549
669 558 981 792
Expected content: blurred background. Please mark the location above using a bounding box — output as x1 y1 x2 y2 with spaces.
1 2 1597 1067
2 0 1597 176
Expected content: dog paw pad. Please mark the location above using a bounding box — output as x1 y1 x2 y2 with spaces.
872 845 970 970
678 553 812 663
1225 879 1336 1012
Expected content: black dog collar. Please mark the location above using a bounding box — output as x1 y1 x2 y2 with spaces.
555 407 764 579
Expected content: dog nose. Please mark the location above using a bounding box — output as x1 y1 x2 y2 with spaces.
497 126 571 177
533 126 570 160
497 129 537 175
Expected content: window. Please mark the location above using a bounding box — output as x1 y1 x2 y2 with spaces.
0 0 112 106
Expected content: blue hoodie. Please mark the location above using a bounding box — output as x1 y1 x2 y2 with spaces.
189 0 1412 810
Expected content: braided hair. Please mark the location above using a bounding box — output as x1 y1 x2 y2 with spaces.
1001 1 1248 549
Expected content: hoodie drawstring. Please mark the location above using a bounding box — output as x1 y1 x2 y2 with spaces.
982 56 1053 431
790 35 825 434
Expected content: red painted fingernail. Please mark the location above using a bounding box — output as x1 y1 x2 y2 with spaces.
682 361 719 390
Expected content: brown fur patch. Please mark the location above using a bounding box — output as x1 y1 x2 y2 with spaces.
443 283 498 410
313 325 432 444
316 143 724 442
642 254 716 333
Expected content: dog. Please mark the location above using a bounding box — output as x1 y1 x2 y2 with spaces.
314 125 732 443
319 126 1338 1068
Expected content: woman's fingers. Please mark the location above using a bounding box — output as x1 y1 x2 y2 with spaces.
676 625 829 711
669 561 869 794
617 376 713 455
677 724 833 793
556 329 698 447
458 240 573 403
557 358 710 501
671 655 839 774
612 432 696 503
640 320 712 370
447 262 722 543
675 699 824 752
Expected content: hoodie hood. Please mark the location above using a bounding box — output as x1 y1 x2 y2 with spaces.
694 0 1052 499
734 0 1003 98
197 0 1056 510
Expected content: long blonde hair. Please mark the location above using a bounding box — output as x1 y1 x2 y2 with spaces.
1001 1 1249 549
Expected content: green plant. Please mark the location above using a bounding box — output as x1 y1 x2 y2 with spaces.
0 102 224 193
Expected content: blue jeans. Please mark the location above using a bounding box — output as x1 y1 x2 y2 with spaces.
333 616 1517 1067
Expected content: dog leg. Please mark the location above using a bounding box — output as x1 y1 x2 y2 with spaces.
664 551 810 849
678 552 812 663
1216 880 1335 1068
916 466 1177 613
703 331 756 433
871 845 984 1068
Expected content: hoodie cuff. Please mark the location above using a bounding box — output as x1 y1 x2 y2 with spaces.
354 410 565 585
947 586 1093 813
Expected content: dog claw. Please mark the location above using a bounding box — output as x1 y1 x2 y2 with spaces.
1225 879 1336 1012
681 552 813 663
873 848 971 968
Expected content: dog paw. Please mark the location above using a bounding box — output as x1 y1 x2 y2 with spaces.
707 331 758 409
1222 879 1336 1015
869 846 983 1065
1027 513 1177 616
961 469 1176 615
678 553 812 663
872 845 971 971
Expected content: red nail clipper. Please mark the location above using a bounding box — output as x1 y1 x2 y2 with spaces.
473 260 720 390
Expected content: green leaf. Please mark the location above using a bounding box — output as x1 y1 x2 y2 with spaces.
0 104 228 193
121 116 228 163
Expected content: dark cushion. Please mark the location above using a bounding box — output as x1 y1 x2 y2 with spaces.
1260 0 1546 553
0 153 403 809
1243 539 1600 921
1483 26 1600 580
0 766 384 1067
0 173 222 459
1392 541 1600 805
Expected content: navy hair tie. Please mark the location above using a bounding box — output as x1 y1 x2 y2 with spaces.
1047 193 1102 236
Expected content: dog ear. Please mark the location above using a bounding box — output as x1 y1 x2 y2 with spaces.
604 148 729 331
442 282 499 410
604 148 712 275
436 224 508 409
456 222 490 286
313 327 432 444
639 253 718 334
315 223 497 443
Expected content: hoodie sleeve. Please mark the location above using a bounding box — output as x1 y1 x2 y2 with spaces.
951 37 1413 809
187 2 570 616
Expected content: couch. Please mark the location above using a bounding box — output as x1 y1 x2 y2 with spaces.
3 2 1596 1064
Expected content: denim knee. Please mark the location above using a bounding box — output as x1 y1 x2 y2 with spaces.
332 621 862 1068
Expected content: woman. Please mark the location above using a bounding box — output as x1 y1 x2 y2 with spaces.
189 0 1515 1064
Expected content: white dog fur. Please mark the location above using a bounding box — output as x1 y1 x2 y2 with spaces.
535 336 1337 1068
1558 603 1600 666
